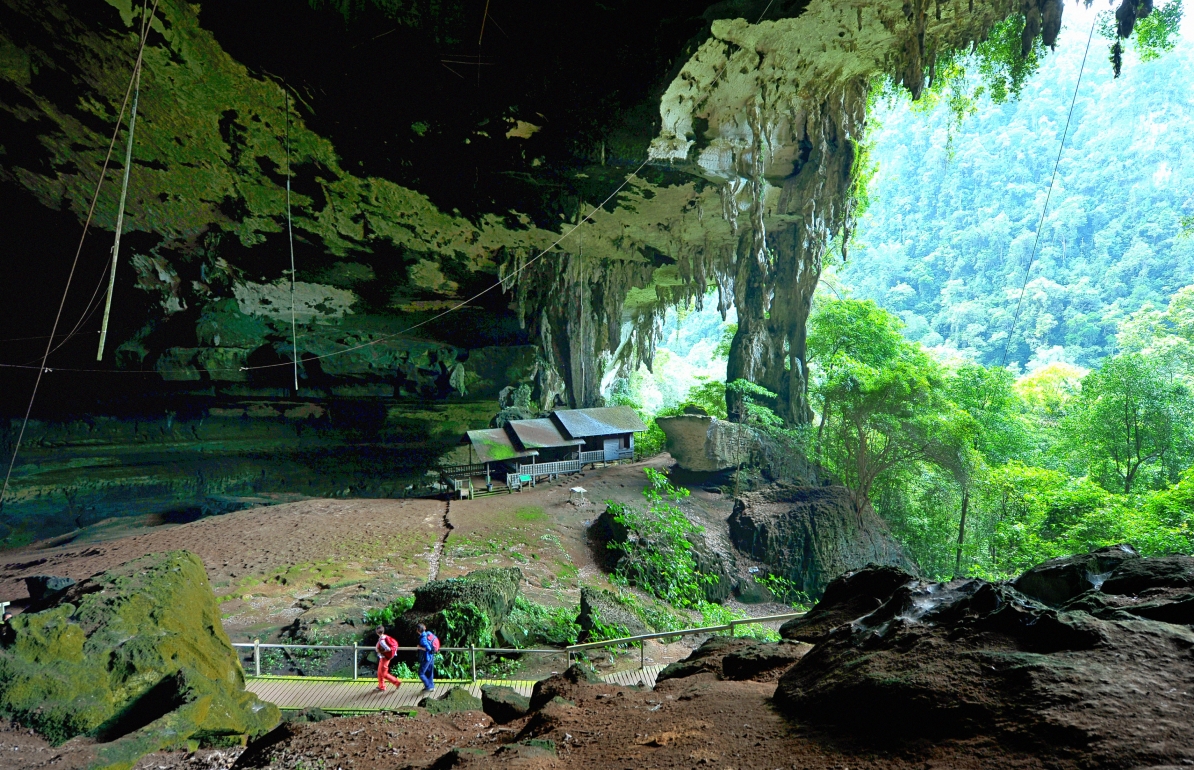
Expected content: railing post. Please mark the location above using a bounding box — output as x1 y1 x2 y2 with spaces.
640 639 645 670
470 644 477 682
352 644 359 680
253 638 260 677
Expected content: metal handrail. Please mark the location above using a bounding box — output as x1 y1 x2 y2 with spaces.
231 611 805 681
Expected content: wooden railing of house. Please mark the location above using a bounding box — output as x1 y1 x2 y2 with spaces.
578 450 606 465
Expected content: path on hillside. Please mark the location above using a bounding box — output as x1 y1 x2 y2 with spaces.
246 665 667 712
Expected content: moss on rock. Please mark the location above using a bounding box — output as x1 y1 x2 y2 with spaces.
0 550 280 770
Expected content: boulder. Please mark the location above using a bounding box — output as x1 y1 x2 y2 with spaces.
779 564 915 644
576 587 648 642
393 567 522 647
655 636 750 683
721 639 812 681
655 635 812 684
655 414 754 472
480 684 531 723
419 687 483 715
729 485 916 600
0 551 279 770
529 664 604 711
773 552 1194 766
24 574 76 603
1012 543 1139 606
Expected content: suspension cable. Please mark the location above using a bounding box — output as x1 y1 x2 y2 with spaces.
999 18 1096 366
0 0 160 515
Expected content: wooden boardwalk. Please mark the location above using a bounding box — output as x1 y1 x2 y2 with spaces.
245 665 667 712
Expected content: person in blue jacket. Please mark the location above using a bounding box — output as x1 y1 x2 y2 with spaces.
416 622 436 692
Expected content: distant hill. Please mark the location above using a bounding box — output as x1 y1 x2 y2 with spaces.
838 13 1194 369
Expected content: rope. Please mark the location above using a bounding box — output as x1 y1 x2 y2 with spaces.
1 0 160 515
0 0 776 386
998 18 1096 367
95 47 143 361
285 90 299 391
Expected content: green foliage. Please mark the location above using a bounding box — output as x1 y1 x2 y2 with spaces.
606 469 715 608
807 298 964 503
363 595 415 628
1100 0 1184 73
754 573 813 610
843 24 1194 369
1062 353 1194 493
505 597 581 646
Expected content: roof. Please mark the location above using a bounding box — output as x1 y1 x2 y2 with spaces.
552 406 648 438
466 428 536 464
507 418 585 450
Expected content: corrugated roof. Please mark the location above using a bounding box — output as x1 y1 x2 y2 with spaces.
552 406 648 438
508 418 585 450
466 428 536 464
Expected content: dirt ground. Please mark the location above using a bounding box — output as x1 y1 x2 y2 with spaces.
0 455 783 660
136 677 1059 770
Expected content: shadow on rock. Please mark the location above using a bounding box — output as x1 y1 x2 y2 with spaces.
774 546 1194 767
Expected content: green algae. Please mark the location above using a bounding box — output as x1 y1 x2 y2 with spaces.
0 551 279 769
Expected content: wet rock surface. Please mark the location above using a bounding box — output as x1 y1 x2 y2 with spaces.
575 586 649 641
419 687 483 716
775 551 1194 766
0 551 279 769
729 485 916 599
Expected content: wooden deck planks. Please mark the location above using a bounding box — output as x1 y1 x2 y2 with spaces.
245 668 663 712
246 678 537 711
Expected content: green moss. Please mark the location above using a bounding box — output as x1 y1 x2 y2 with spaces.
0 551 280 769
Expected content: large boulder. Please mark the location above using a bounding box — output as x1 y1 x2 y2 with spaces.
655 414 754 472
655 635 812 685
774 552 1194 766
729 484 916 600
779 564 915 644
393 567 522 648
0 551 279 770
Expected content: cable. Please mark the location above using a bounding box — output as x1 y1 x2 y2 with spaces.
285 89 299 391
999 18 1096 366
1 0 160 515
0 0 777 384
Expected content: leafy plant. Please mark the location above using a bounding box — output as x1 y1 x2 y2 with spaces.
362 595 414 628
606 469 716 609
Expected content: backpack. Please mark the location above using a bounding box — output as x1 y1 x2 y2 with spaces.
426 632 441 653
376 635 395 659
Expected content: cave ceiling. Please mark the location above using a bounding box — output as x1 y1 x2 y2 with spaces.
0 0 1066 413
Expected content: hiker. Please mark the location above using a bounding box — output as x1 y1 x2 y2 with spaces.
416 622 437 692
374 625 402 692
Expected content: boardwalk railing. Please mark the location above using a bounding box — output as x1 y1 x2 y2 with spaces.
232 611 805 682
231 641 567 682
578 450 606 465
518 459 582 479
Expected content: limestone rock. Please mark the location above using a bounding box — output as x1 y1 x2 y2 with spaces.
774 552 1194 766
1012 543 1139 606
480 684 531 723
729 485 916 600
576 587 648 642
779 564 915 644
529 664 604 711
721 640 812 682
394 568 523 648
420 687 483 715
655 636 749 683
24 574 76 602
0 551 279 770
655 414 754 472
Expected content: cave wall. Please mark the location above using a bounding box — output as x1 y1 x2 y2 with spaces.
0 0 1073 542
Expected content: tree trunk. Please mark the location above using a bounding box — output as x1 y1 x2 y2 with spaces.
954 489 970 577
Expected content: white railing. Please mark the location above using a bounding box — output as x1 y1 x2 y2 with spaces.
231 611 805 681
518 459 582 478
578 450 606 464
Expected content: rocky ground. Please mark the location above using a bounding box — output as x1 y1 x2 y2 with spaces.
0 456 793 678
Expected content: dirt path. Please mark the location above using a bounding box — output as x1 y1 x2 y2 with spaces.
426 499 453 581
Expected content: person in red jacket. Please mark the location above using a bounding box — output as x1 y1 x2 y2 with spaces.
375 625 401 692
